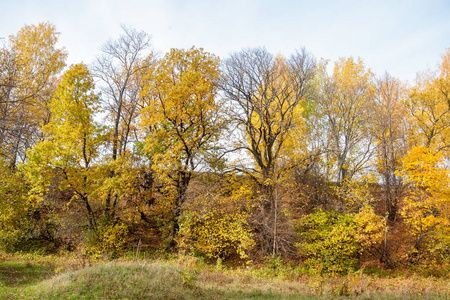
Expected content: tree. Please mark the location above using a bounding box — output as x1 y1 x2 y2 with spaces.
0 22 66 168
0 46 17 160
221 48 316 255
140 47 223 247
92 25 153 160
92 26 155 223
23 63 107 231
407 48 450 152
399 146 450 263
316 57 375 185
398 48 450 263
372 74 409 222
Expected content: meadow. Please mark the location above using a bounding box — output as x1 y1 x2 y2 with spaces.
1 252 450 300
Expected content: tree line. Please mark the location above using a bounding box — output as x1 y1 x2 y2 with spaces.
1 22 450 273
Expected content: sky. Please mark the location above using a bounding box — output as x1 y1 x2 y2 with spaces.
1 0 450 83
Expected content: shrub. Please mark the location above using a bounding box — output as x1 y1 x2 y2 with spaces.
0 163 33 252
83 221 128 258
177 175 255 260
296 205 384 274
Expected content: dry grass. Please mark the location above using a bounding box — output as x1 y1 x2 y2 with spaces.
1 252 450 299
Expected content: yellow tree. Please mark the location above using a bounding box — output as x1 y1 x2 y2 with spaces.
0 22 67 168
407 48 450 151
0 23 66 249
399 146 450 263
398 48 450 262
23 63 107 231
140 47 223 247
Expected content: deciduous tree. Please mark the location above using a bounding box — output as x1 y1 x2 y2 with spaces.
316 57 375 185
0 23 66 168
23 63 107 231
407 48 450 152
399 146 450 263
92 25 153 160
140 47 223 247
92 26 155 222
221 48 316 255
372 74 409 222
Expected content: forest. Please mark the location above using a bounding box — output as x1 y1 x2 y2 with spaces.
1 22 450 276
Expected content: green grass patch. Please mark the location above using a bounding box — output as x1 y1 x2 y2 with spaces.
0 260 56 300
0 262 54 287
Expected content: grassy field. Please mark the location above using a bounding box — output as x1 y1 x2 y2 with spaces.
1 252 450 299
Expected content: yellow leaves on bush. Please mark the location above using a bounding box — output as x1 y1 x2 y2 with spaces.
354 204 385 249
178 175 255 260
179 212 254 260
297 204 385 274
0 161 31 250
296 210 360 274
84 222 128 259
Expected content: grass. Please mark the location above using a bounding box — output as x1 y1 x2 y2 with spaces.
0 257 54 299
0 261 311 300
1 252 450 299
0 262 54 287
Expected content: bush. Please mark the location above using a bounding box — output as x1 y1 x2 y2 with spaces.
177 175 255 260
296 206 384 274
83 222 128 258
0 164 33 252
297 210 360 274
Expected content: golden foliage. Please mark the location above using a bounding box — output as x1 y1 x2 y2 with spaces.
140 47 223 181
399 146 450 261
178 175 255 259
22 64 107 229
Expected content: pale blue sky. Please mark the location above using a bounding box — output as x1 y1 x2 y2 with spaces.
2 0 449 82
